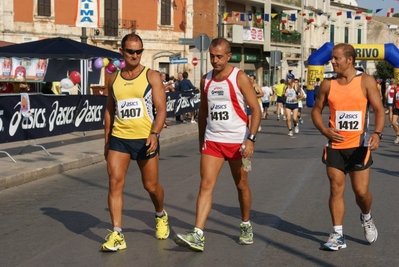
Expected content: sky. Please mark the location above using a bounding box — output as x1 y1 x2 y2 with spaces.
355 0 399 15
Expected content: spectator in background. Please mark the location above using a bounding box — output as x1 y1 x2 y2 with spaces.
176 71 198 123
174 72 186 123
42 82 54 94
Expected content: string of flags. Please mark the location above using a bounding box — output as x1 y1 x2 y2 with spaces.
220 8 395 24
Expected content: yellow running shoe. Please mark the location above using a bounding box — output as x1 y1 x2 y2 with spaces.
155 210 170 239
101 230 127 252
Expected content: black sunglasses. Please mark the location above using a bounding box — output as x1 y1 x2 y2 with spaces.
124 48 144 55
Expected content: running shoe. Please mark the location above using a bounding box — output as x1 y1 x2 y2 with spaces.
323 232 347 251
361 214 378 244
394 136 399 144
283 116 287 121
101 230 127 252
191 120 197 124
288 131 293 136
174 228 205 252
238 222 254 245
299 118 304 124
294 125 299 133
277 115 280 121
155 210 170 240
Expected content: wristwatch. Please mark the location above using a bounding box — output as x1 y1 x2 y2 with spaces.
151 132 160 138
247 134 257 142
374 132 382 140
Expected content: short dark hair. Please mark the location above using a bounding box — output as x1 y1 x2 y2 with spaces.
121 33 143 49
183 71 189 79
209 37 231 53
333 43 356 66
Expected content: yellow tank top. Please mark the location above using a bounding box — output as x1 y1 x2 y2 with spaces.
111 67 155 139
275 83 285 97
328 74 369 149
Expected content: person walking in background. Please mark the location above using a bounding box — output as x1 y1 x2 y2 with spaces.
248 74 263 129
391 82 399 144
260 81 274 120
274 79 286 121
311 43 385 251
284 74 302 136
386 81 395 127
174 37 261 252
102 33 170 252
294 78 306 124
176 71 198 123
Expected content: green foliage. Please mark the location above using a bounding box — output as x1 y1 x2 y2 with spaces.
393 13 399 18
374 61 393 80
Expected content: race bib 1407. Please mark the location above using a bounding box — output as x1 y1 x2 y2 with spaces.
117 98 144 120
335 111 362 131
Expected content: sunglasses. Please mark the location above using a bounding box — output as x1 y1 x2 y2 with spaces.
124 48 144 55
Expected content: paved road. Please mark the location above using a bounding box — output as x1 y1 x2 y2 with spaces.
1 108 398 266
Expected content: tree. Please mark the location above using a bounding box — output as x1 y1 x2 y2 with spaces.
373 60 393 80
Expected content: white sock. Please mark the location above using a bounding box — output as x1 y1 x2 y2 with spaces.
155 210 165 217
113 227 122 234
362 212 371 221
333 225 343 235
194 227 204 237
241 221 251 225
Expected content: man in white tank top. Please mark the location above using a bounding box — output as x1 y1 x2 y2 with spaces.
174 37 261 252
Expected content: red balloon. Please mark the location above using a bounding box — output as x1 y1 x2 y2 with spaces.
69 71 81 84
106 62 117 73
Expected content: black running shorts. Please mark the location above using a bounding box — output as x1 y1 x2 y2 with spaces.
109 135 159 160
322 146 372 173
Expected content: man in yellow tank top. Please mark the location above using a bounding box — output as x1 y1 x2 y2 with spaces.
311 43 385 251
101 33 169 251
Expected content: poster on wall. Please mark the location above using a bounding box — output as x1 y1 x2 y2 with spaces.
243 27 264 42
0 57 49 82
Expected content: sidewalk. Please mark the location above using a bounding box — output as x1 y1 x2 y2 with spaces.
0 118 198 191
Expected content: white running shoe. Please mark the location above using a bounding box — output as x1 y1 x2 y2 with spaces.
287 131 293 137
394 136 399 144
361 214 378 244
323 232 347 251
294 125 299 133
283 116 287 121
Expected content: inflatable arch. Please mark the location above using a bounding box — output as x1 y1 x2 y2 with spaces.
306 42 399 107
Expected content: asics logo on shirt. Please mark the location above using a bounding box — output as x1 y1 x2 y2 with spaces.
339 113 358 120
121 100 140 108
210 104 227 110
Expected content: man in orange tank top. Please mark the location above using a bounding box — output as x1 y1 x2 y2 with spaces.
311 43 385 251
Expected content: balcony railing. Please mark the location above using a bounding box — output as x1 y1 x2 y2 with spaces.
271 29 301 45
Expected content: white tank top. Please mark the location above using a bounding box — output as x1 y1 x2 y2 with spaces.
203 67 248 143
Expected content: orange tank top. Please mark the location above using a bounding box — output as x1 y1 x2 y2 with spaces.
327 74 369 149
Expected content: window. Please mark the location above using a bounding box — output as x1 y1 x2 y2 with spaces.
104 0 118 36
330 24 335 43
357 28 361 44
344 27 349 43
161 0 171 25
38 0 51 17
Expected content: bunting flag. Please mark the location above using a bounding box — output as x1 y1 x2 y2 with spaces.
256 13 262 23
281 13 287 24
346 11 352 19
387 8 394 17
355 10 362 14
355 15 361 20
337 11 342 16
376 8 382 14
240 13 245 21
366 9 373 20
317 11 323 16
290 14 296 22
247 12 252 21
223 12 228 22
271 13 278 18
234 12 240 17
308 13 314 23
264 14 270 22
